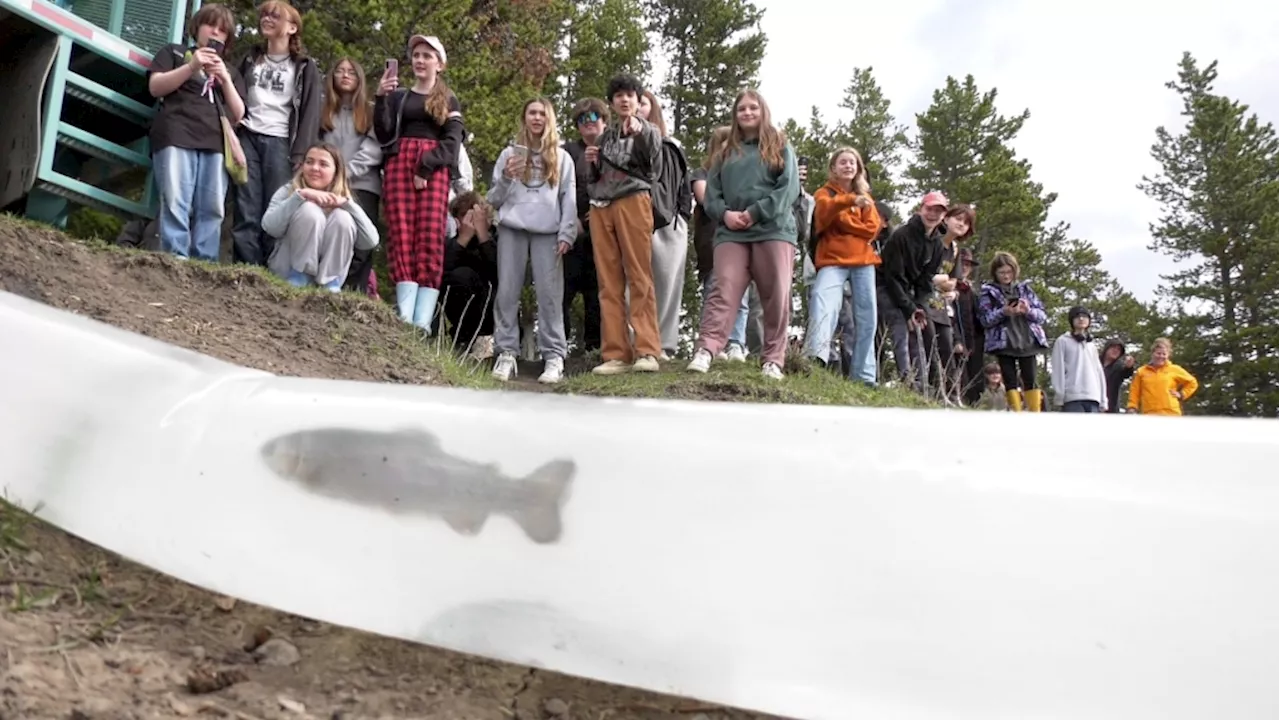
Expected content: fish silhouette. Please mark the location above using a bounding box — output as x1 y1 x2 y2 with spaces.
258 427 575 544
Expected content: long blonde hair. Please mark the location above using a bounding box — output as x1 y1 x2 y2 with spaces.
713 89 786 172
515 97 561 187
290 143 351 197
642 89 668 137
828 146 871 195
409 38 455 126
701 126 730 171
321 57 372 135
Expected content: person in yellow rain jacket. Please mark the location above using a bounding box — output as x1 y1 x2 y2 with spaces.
1127 337 1199 416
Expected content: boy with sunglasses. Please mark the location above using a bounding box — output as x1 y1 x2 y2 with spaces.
560 98 608 355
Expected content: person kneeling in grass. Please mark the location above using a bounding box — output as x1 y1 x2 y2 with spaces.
261 143 379 291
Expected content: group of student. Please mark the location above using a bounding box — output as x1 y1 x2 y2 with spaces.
145 1 1199 412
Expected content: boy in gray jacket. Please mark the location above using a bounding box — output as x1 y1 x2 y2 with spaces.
1050 306 1108 412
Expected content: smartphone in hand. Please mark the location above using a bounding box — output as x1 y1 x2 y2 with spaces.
385 58 398 77
206 38 225 54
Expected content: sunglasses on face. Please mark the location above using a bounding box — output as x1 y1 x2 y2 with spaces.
575 112 600 125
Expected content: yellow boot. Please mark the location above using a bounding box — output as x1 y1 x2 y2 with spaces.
1025 388 1044 412
1005 390 1024 412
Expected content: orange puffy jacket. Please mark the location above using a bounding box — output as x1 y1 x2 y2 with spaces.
812 182 882 270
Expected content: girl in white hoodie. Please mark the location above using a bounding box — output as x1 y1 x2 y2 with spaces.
486 97 578 384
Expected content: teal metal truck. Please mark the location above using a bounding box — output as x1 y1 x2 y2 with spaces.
0 0 194 227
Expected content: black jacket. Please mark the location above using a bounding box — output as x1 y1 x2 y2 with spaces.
1103 358 1136 414
444 225 498 284
877 214 944 320
237 48 322 166
372 89 465 179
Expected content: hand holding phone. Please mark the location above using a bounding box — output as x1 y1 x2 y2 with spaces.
206 38 225 54
385 58 398 77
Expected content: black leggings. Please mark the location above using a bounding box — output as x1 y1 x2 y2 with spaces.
998 354 1037 391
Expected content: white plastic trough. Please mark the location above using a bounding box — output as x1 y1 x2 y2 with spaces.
0 290 1277 720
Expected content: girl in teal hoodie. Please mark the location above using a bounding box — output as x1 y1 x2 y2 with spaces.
486 97 578 385
686 89 800 380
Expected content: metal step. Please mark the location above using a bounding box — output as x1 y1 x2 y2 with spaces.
64 70 155 124
34 171 152 219
55 121 149 168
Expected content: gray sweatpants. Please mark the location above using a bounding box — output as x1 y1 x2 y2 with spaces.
651 216 688 355
494 226 567 360
266 202 356 285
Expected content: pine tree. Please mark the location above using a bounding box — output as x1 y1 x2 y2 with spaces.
642 0 767 157
828 66 908 205
1138 52 1279 417
905 75 1053 274
553 0 649 129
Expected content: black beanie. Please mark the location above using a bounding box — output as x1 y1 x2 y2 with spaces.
1068 306 1091 325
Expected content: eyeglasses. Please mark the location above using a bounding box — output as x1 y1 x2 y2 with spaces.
575 111 600 125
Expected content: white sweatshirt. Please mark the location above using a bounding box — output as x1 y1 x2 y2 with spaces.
1050 333 1109 409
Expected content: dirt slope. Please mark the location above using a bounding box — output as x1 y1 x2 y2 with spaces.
0 218 786 720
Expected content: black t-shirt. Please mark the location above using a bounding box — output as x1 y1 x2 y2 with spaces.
401 91 461 139
148 44 248 153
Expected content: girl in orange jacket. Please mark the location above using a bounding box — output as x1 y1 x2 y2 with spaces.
1127 337 1199 415
802 147 883 385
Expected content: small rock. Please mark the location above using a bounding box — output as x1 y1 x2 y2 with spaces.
68 711 91 720
543 697 569 716
253 638 300 667
166 693 194 717
24 550 43 566
278 696 306 714
189 646 206 662
213 596 237 612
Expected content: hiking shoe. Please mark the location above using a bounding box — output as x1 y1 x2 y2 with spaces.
762 362 784 380
538 356 565 384
592 359 631 375
633 355 660 373
726 343 747 362
491 352 517 382
470 335 495 361
687 348 713 374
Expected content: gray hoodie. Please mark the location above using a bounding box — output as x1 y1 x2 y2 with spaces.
1050 332 1109 409
586 117 662 204
486 145 578 245
320 105 382 196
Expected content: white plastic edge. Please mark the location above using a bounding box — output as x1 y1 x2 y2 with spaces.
1 290 1277 720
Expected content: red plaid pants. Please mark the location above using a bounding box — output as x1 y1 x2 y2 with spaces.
382 137 450 288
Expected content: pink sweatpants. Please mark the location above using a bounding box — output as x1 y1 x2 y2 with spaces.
697 240 795 366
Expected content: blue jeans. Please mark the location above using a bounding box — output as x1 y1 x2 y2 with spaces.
153 146 227 261
1062 400 1102 413
807 265 878 384
232 129 294 266
701 274 749 348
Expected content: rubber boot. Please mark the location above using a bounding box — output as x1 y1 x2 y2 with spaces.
395 281 419 322
412 286 440 335
1005 390 1024 412
1024 388 1044 413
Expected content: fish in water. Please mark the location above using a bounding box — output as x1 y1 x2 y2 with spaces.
258 427 575 544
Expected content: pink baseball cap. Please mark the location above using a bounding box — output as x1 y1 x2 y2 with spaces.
920 191 949 209
407 34 447 66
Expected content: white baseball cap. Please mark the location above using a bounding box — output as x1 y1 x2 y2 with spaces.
407 34 447 66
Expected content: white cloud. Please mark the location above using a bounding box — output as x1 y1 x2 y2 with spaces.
750 0 1279 302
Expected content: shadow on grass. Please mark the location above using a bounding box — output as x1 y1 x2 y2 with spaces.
554 359 936 409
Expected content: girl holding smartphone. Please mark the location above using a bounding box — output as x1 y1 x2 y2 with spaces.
374 34 465 332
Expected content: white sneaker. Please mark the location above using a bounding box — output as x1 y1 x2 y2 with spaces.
659 352 672 362
632 355 660 373
491 352 517 382
592 359 631 375
761 362 784 380
687 348 713 373
470 335 495 361
538 356 565 384
715 351 729 361
726 344 748 362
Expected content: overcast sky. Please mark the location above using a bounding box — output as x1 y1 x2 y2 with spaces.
745 0 1279 302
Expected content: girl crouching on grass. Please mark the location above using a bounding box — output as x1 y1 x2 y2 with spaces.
486 97 577 385
261 143 379 291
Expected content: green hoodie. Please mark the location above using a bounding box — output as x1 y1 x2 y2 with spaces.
704 139 800 245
